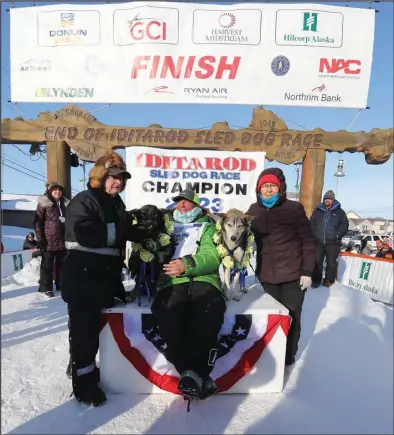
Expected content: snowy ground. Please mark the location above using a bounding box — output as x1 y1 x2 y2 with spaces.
1 261 393 434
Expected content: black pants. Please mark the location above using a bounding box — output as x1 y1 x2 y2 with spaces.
67 304 100 371
262 280 305 366
38 250 65 293
151 282 226 378
312 243 341 284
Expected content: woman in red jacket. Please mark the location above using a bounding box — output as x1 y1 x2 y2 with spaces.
246 168 316 367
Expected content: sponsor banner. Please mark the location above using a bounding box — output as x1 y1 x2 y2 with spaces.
1 249 33 279
338 253 394 305
10 2 375 107
125 147 265 213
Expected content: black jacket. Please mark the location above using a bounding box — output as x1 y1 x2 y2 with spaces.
23 237 38 250
310 200 349 245
61 186 129 308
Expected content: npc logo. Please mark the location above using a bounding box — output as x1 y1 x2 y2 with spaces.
271 55 290 76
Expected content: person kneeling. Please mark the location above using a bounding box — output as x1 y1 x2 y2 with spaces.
151 189 226 399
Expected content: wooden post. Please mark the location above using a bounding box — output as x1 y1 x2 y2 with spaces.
299 149 326 218
46 141 71 199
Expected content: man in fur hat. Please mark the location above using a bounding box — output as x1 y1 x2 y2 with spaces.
62 151 149 407
34 181 69 297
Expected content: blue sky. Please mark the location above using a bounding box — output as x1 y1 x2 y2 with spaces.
1 1 393 218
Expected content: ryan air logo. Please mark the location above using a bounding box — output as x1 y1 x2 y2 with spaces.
12 254 24 271
359 261 372 280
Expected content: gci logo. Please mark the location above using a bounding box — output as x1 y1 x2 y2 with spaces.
129 15 167 41
319 58 361 75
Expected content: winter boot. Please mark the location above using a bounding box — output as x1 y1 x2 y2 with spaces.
73 369 107 407
323 279 333 288
311 281 320 289
178 370 203 398
45 291 54 298
199 376 217 400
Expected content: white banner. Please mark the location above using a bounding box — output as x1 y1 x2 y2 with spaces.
10 2 375 107
337 253 394 305
1 249 33 279
125 147 265 213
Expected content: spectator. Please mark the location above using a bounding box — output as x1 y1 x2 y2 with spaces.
310 190 349 288
376 243 394 260
23 232 38 250
34 181 68 297
246 168 316 367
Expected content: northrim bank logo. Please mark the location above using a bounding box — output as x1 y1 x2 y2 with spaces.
359 261 372 280
303 12 318 32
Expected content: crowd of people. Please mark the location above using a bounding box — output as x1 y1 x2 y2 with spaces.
3 150 391 407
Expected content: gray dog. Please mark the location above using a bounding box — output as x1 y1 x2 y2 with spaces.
218 209 254 301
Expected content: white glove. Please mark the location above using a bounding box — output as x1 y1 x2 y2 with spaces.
300 276 312 291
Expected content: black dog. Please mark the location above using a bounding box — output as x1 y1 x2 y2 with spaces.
127 205 174 303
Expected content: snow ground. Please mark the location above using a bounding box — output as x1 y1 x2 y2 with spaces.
1 262 393 434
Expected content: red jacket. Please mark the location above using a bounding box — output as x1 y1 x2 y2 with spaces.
247 168 316 284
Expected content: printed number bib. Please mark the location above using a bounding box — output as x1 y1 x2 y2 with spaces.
171 222 207 259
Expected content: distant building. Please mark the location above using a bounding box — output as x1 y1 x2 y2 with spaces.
346 210 393 235
1 194 38 229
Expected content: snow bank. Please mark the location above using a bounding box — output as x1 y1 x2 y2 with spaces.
1 194 39 211
1 275 392 434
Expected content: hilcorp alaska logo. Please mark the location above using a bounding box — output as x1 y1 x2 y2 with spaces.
275 9 344 48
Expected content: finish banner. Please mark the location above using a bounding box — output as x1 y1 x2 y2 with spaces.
125 147 265 213
10 2 375 107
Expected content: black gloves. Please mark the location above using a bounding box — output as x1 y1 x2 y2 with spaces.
116 213 152 245
37 240 46 251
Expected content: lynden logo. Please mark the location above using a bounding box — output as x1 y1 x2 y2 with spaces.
128 13 167 42
319 58 361 75
359 262 372 280
303 12 318 32
218 13 236 29
36 88 94 98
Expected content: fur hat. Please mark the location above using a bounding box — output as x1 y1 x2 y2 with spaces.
89 151 130 192
45 181 64 192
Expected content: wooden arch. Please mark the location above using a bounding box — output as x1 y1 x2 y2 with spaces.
1 105 393 216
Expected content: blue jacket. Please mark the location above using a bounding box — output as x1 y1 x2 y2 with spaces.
310 200 349 245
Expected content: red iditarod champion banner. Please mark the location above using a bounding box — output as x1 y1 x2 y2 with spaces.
100 311 291 393
125 147 265 212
